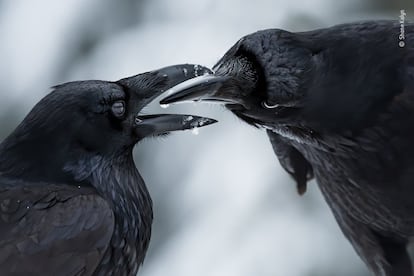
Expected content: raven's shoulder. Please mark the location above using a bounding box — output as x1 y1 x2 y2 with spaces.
0 177 114 276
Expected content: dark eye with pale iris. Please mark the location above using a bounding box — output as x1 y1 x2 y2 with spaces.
111 100 126 118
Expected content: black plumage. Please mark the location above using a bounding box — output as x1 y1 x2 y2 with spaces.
0 64 216 275
161 21 414 275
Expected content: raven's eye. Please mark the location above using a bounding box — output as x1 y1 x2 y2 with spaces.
111 100 126 118
262 100 280 109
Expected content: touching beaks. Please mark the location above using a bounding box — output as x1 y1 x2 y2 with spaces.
160 74 244 106
134 114 217 138
116 64 218 139
118 64 214 108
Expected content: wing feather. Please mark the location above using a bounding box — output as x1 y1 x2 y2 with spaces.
0 181 114 276
266 130 313 195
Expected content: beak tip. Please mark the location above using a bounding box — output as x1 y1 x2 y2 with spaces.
159 97 194 105
185 116 218 129
159 98 174 105
192 64 214 76
203 118 218 126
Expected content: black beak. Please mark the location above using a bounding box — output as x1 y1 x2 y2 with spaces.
159 74 242 105
118 64 214 108
117 64 218 138
134 114 217 138
160 57 258 107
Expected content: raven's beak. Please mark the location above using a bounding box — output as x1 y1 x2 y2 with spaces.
134 114 217 138
118 64 214 108
160 58 257 108
117 64 218 139
159 74 242 105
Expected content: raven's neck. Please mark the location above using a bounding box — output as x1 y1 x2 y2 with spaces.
65 153 153 274
0 128 80 184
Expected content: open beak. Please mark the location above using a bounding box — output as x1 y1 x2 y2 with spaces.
134 114 217 137
117 64 218 138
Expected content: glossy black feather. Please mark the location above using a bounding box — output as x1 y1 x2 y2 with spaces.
0 64 216 276
164 21 414 276
243 21 414 276
266 130 313 195
0 179 114 276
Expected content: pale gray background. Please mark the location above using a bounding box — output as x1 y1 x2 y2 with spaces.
0 0 412 275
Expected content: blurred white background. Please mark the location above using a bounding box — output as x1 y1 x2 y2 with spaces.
1 0 412 275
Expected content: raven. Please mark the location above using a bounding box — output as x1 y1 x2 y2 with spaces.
161 21 414 276
0 64 216 275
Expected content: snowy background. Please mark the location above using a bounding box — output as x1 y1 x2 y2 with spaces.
1 0 413 275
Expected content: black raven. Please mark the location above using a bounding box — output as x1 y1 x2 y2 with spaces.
161 21 414 276
0 64 216 275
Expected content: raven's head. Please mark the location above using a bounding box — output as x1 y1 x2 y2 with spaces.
161 30 313 129
161 26 402 134
0 64 216 182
